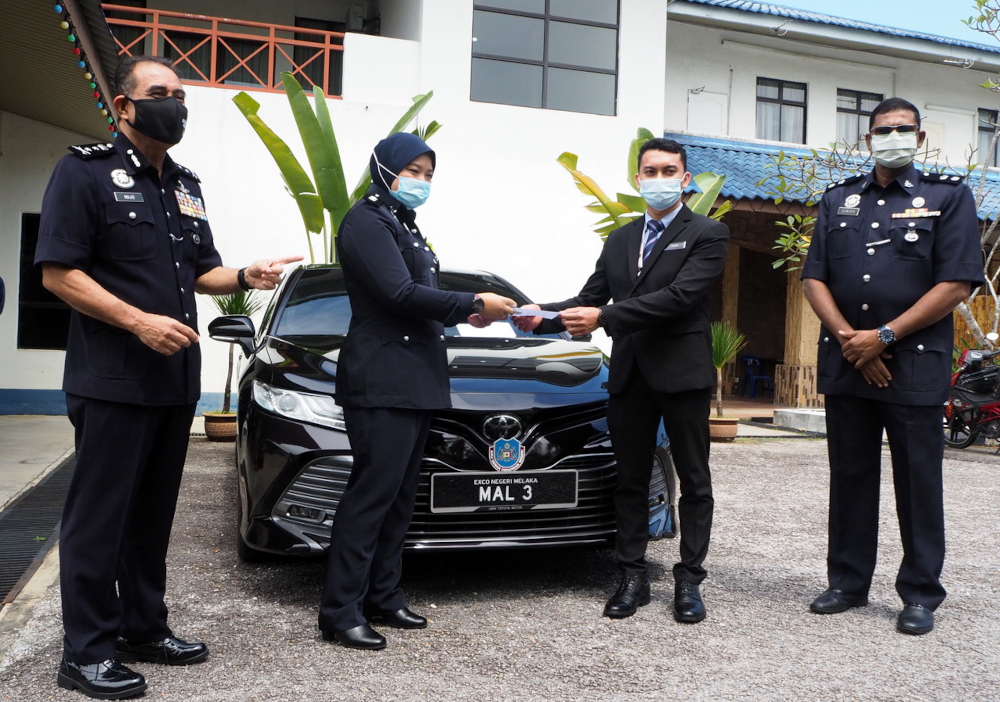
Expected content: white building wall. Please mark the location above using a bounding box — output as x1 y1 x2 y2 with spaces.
665 23 1000 163
0 113 94 397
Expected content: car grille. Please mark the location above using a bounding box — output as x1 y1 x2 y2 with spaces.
406 453 617 547
274 452 618 551
272 400 621 551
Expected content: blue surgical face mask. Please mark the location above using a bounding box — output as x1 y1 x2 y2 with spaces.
639 177 684 211
391 177 431 209
372 151 432 209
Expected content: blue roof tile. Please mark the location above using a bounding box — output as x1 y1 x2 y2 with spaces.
666 131 1000 220
676 0 1000 56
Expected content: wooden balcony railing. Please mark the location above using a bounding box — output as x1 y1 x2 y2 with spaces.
101 4 345 96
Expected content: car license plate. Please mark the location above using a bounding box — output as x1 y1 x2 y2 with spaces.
430 470 577 514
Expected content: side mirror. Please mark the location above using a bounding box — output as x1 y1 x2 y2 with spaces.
209 315 256 358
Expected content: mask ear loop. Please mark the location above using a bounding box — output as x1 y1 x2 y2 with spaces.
371 151 398 190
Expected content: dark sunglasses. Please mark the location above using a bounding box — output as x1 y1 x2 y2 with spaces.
870 124 918 136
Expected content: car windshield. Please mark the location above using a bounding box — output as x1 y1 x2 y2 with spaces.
272 267 563 340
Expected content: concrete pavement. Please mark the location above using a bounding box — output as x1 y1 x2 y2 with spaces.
1 428 998 701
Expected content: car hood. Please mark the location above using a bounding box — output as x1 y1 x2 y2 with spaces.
259 335 609 399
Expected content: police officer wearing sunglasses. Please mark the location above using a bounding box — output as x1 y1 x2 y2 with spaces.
801 98 985 635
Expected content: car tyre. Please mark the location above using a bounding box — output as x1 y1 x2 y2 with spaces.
236 484 274 563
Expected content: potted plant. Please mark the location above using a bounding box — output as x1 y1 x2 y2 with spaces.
709 321 747 442
203 290 266 441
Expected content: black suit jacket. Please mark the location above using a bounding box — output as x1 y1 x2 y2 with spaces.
540 205 729 395
334 186 475 410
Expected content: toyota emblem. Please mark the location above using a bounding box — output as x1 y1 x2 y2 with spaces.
482 414 523 441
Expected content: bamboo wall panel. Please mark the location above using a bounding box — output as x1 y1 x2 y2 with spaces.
776 364 823 408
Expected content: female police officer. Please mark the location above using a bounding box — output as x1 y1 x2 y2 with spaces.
318 133 515 649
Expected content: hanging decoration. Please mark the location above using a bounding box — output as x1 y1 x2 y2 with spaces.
54 3 117 138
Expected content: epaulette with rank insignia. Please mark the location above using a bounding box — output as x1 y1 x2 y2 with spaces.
176 163 201 183
920 171 965 185
68 143 115 159
825 173 864 191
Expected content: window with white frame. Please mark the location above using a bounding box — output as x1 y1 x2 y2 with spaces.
470 1 619 116
978 108 999 168
836 89 883 148
756 78 806 143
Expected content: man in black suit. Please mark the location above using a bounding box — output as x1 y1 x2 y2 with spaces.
516 138 729 622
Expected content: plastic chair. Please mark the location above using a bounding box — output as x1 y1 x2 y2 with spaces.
741 355 773 398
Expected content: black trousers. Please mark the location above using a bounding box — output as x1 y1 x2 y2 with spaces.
607 373 713 583
62 394 194 663
319 407 431 632
824 395 947 609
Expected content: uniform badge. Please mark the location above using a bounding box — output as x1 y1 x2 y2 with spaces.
912 196 925 208
904 180 914 188
175 189 208 220
489 438 525 472
111 169 135 189
844 194 861 208
905 232 919 242
176 179 190 194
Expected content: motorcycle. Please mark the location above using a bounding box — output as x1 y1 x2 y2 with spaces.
943 332 1000 449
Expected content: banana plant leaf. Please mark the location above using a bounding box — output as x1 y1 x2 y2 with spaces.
557 152 634 236
281 74 351 233
305 81 351 233
348 92 436 205
627 127 656 192
616 192 646 213
232 92 325 234
416 120 443 141
687 171 728 217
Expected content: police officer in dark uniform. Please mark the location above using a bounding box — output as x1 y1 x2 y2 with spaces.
802 97 985 636
36 56 299 699
318 133 514 650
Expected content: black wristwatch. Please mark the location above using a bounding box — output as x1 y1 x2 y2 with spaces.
597 308 607 327
877 324 895 345
237 267 251 292
471 294 485 314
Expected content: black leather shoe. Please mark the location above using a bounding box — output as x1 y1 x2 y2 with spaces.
321 624 387 650
809 587 869 614
57 658 147 700
897 604 934 635
673 581 707 623
368 607 428 629
116 636 208 666
603 573 651 618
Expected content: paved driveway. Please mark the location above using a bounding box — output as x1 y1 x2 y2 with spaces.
1 437 997 701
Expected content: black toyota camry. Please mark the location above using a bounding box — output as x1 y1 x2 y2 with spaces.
209 264 676 561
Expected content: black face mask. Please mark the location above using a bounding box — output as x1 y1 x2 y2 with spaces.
125 96 187 145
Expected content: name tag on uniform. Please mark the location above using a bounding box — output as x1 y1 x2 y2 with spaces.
666 241 687 251
114 192 144 202
836 207 860 216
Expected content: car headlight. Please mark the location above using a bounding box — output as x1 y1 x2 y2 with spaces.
252 380 346 431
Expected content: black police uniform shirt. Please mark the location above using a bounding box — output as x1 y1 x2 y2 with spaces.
35 136 223 406
334 184 475 410
801 163 985 406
